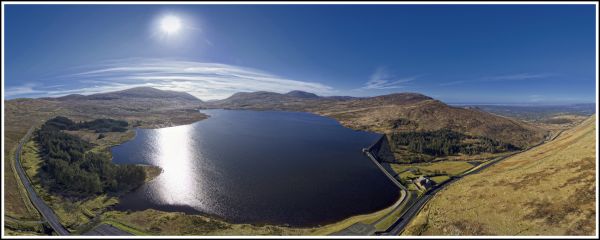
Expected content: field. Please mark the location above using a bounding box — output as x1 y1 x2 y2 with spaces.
402 115 596 236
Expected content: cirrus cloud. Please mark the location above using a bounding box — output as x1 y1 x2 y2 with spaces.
6 58 335 100
361 67 419 90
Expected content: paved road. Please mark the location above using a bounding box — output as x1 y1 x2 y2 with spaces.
13 127 70 235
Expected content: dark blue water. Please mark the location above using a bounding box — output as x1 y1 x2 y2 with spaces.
111 110 399 227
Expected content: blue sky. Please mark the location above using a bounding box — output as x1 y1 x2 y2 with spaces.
4 4 597 103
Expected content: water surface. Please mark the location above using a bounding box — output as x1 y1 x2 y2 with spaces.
112 110 399 227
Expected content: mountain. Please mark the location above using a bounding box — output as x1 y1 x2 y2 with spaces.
54 87 201 102
284 90 320 99
403 115 596 235
210 90 548 150
34 87 206 129
55 94 87 101
208 91 328 109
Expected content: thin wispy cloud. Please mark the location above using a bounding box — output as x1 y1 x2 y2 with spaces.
482 73 554 81
528 94 544 102
438 80 468 87
439 73 553 86
362 67 418 90
4 83 46 97
6 58 335 100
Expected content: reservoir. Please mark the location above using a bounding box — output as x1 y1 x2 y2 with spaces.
111 109 399 227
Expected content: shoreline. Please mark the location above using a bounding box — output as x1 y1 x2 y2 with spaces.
100 110 403 235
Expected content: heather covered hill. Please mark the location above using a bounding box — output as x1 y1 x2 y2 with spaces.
40 87 206 128
402 115 597 236
49 87 202 102
85 87 201 101
208 91 330 109
210 91 549 150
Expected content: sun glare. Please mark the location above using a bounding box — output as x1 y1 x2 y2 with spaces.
160 15 182 35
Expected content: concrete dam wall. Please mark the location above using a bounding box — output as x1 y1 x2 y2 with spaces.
367 134 397 163
366 134 398 176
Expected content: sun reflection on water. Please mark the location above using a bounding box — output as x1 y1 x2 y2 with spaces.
150 124 201 208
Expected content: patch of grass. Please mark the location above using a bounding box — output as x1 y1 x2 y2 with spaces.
4 217 45 233
141 165 163 182
429 175 450 185
3 227 46 236
407 183 419 191
101 220 151 236
416 161 475 176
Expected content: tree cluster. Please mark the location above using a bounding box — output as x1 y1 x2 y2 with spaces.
35 116 144 197
44 116 128 133
390 129 519 157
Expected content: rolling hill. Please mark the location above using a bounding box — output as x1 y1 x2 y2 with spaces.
402 115 597 235
41 87 205 128
51 87 202 102
209 91 549 151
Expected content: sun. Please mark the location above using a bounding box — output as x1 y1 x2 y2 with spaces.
160 15 182 35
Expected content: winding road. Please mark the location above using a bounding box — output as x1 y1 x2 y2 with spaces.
13 127 70 235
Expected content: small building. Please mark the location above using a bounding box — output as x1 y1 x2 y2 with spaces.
414 176 435 191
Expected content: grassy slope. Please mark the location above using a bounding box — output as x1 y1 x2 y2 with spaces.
402 115 597 236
